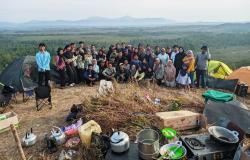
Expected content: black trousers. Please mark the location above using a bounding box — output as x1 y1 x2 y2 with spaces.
38 71 50 86
58 69 66 87
66 64 78 84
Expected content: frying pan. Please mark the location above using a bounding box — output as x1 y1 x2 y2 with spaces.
208 126 239 144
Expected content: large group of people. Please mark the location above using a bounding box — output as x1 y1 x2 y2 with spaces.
35 42 211 90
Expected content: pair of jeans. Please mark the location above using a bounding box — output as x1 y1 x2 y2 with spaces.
196 69 207 88
38 70 50 86
188 72 194 85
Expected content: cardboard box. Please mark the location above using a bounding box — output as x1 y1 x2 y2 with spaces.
155 110 205 131
0 112 19 133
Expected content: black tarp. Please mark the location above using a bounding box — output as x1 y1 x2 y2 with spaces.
0 56 61 92
207 76 238 92
203 100 250 134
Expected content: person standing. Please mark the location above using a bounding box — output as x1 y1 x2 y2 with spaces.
153 58 164 85
157 48 169 66
174 46 186 78
36 43 51 86
183 50 195 86
164 60 176 87
171 45 179 63
64 44 78 86
55 47 66 88
195 45 211 88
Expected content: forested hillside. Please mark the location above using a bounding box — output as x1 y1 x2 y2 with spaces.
1 24 250 72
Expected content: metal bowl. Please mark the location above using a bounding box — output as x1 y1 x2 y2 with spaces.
208 126 239 144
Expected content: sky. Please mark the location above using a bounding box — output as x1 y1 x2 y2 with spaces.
1 0 250 23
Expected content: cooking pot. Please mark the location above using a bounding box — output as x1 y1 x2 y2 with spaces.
22 128 37 147
50 126 66 145
110 131 130 153
208 126 239 144
137 128 159 160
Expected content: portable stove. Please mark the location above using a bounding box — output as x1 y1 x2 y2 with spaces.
180 133 238 160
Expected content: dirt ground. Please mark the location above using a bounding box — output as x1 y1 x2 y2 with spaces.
0 84 249 160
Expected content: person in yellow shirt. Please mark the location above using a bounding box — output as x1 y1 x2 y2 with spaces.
183 50 195 86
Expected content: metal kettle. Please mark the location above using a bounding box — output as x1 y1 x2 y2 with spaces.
22 128 37 147
50 126 66 145
110 131 130 153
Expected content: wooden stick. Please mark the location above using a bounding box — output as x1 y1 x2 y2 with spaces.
10 124 26 160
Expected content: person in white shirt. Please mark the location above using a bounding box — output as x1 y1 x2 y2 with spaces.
157 48 169 66
171 45 179 63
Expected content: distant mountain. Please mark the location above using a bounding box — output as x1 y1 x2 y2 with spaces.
0 16 175 29
1 17 250 32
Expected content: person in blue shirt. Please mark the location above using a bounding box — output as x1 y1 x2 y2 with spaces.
83 64 98 86
130 54 141 69
35 43 51 86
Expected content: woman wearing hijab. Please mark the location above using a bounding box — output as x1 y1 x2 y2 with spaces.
55 47 66 88
176 64 191 91
183 50 196 86
164 60 176 87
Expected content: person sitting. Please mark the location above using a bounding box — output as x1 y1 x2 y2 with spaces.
98 60 106 80
130 64 137 81
115 63 130 83
130 54 141 69
123 59 130 70
83 64 98 86
176 64 191 91
102 63 116 81
114 50 124 69
109 48 117 61
153 58 164 85
96 49 106 65
55 47 66 88
134 67 145 84
92 59 99 76
83 48 92 67
164 60 176 87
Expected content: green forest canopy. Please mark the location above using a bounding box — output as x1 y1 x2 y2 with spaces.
0 25 250 72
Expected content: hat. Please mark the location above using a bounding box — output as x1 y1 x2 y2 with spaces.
201 45 208 50
119 63 124 66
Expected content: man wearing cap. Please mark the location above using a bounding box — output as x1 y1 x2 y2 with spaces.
195 45 211 88
35 43 51 86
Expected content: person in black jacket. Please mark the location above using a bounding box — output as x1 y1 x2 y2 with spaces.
174 46 186 78
83 64 98 86
115 63 130 83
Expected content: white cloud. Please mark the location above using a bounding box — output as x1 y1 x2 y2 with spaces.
1 0 250 22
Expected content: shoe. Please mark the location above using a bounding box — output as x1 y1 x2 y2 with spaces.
69 83 75 87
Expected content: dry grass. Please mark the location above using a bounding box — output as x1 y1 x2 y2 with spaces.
1 82 248 160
